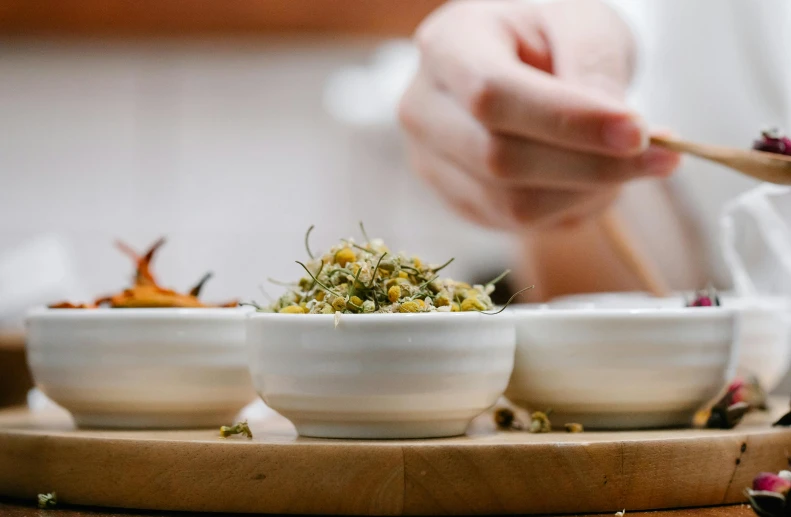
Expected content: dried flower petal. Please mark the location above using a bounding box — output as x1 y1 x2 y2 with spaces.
745 488 788 517
754 473 791 495
38 492 57 509
707 401 750 429
219 420 253 439
494 408 515 429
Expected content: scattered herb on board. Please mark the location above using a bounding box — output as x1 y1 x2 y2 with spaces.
529 411 552 433
37 492 57 509
615 510 626 517
247 224 532 316
699 375 767 430
753 128 791 156
49 238 237 309
494 407 522 430
773 397 791 427
745 470 791 517
220 421 253 439
494 407 582 434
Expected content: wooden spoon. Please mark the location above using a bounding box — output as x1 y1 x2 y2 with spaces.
651 134 791 185
598 133 791 298
599 209 671 298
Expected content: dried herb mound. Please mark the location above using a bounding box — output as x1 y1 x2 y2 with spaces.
49 238 237 309
745 470 791 517
261 225 522 315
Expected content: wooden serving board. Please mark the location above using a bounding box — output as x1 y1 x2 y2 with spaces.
2 402 791 516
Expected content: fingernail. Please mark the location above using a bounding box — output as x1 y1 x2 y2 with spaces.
642 147 681 176
602 117 648 153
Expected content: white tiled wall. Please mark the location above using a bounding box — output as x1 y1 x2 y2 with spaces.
0 37 511 324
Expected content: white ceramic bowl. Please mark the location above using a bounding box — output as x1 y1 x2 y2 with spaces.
246 312 515 439
551 292 791 391
505 306 739 429
26 307 257 429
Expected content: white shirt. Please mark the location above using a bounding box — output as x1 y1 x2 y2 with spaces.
607 0 791 292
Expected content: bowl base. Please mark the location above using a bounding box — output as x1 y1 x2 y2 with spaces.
521 409 694 430
292 418 470 439
73 410 241 430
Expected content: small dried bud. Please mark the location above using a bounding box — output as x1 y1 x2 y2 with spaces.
754 472 791 495
332 297 347 312
494 408 515 429
460 297 487 312
565 423 584 433
388 285 401 303
278 305 306 314
38 492 57 509
529 411 552 433
219 421 253 439
334 247 356 267
398 301 420 313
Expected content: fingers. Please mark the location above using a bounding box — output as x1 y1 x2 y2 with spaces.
406 139 620 230
416 4 647 157
399 75 680 190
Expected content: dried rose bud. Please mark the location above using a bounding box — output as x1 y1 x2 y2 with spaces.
494 408 515 429
745 487 787 517
754 472 791 495
686 286 721 308
707 400 749 430
729 375 768 410
754 128 791 156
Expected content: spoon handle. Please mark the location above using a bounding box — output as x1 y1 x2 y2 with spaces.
599 209 671 298
650 134 791 186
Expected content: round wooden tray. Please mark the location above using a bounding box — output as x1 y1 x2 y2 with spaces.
2 402 791 516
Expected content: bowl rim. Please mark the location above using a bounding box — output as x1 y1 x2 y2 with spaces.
26 306 252 321
508 306 736 319
246 310 507 323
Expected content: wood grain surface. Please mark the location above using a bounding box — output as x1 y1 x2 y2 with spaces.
0 333 32 408
0 0 445 38
2 401 791 515
0 498 763 517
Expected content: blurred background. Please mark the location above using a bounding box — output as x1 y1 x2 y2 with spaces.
0 0 515 328
0 0 521 405
4 1 791 406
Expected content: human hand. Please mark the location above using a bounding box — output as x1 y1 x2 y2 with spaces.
399 0 680 229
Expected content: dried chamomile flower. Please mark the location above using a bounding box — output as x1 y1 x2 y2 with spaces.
565 423 584 433
220 420 253 439
529 411 552 433
38 492 57 509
